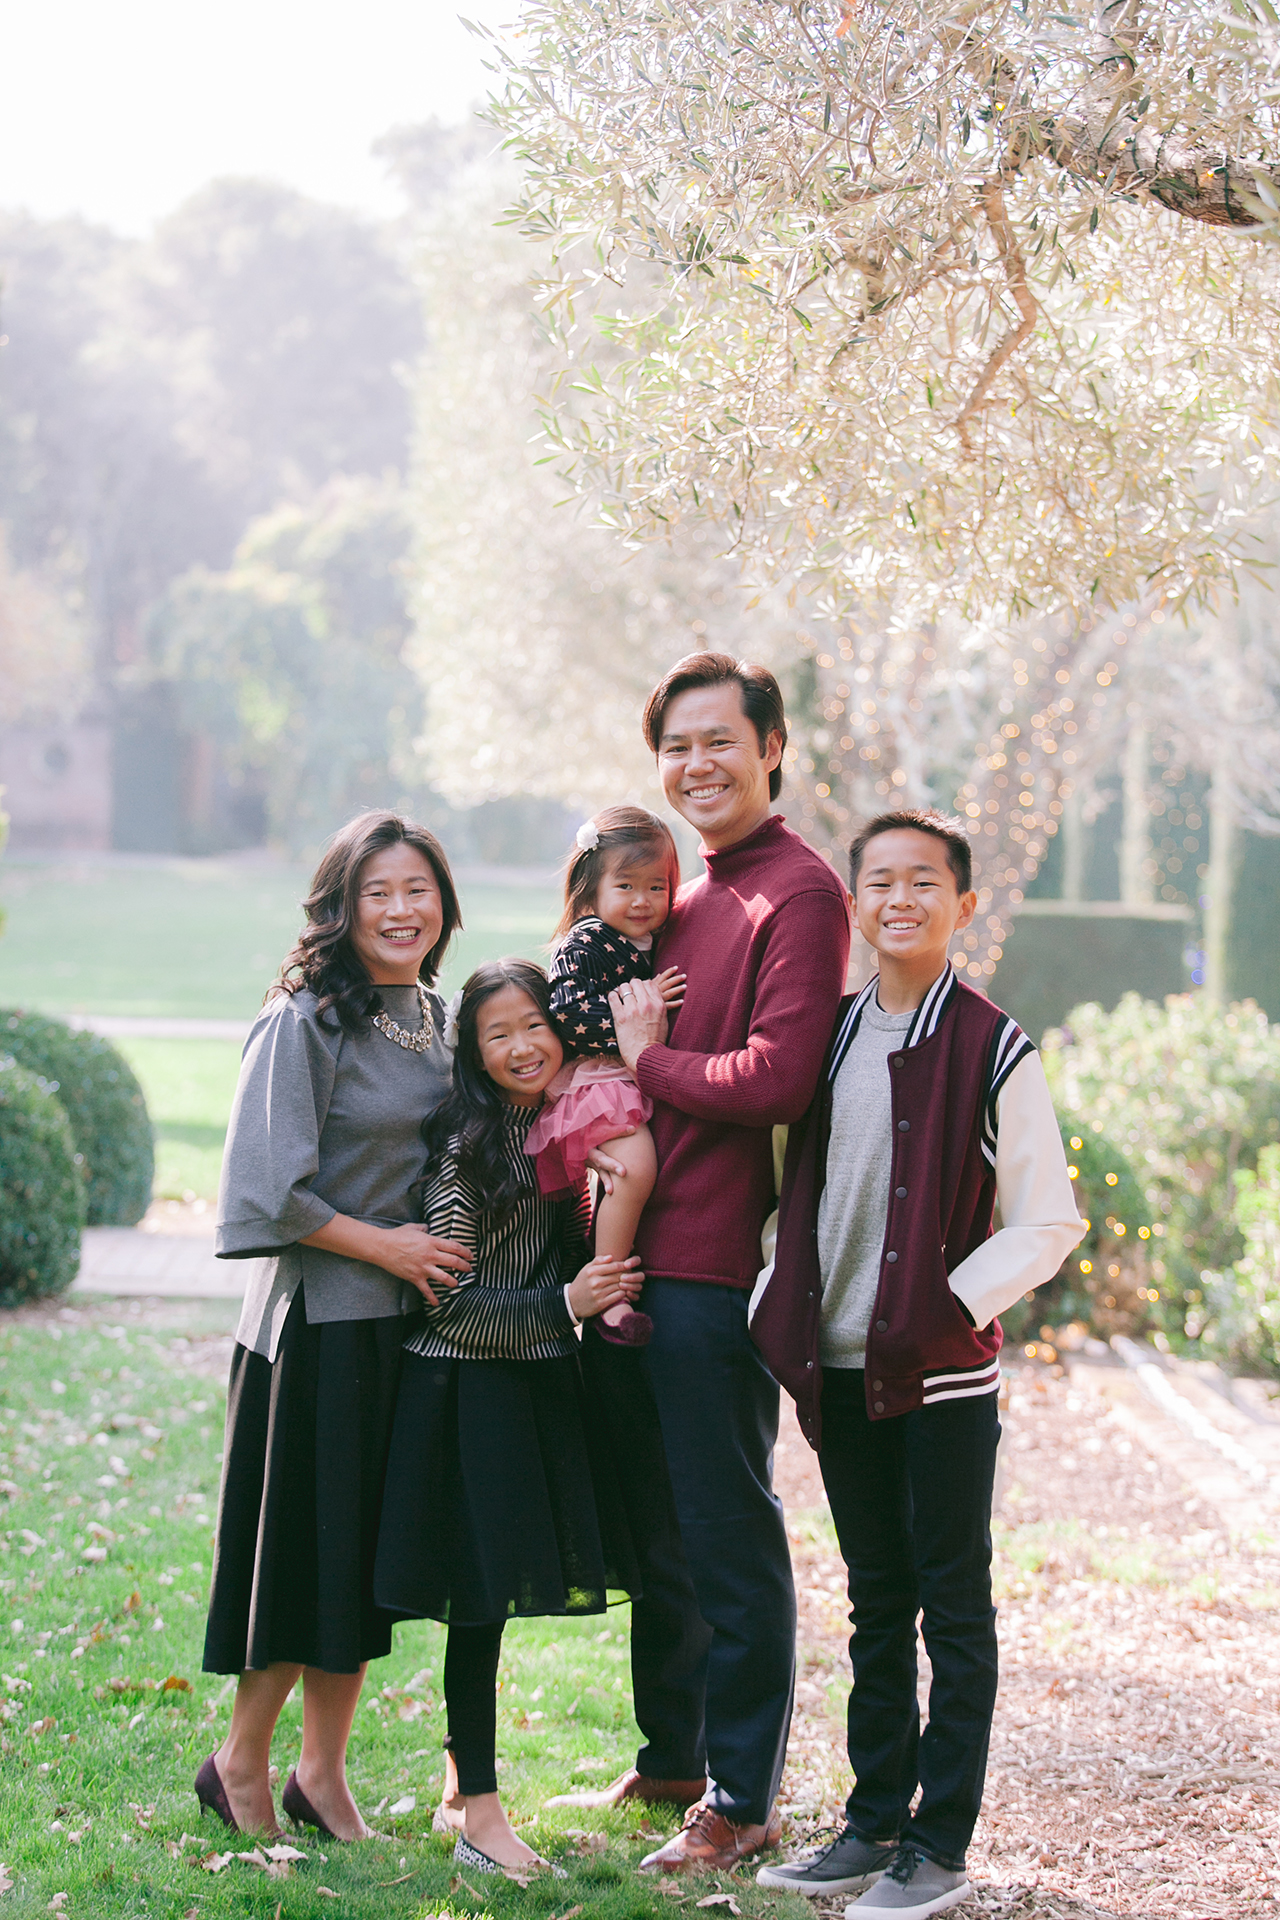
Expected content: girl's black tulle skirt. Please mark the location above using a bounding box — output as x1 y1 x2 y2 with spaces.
374 1346 644 1626
203 1291 407 1675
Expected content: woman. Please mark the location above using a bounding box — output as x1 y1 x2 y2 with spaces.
197 809 469 1840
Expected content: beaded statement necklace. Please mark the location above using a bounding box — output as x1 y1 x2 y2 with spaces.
372 981 435 1053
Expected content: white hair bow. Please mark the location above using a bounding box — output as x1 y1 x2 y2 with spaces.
442 989 464 1051
576 820 601 851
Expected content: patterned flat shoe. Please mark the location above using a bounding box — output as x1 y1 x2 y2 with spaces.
454 1833 567 1878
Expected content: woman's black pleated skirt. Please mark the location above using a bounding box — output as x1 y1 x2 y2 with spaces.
203 1291 410 1675
374 1346 644 1626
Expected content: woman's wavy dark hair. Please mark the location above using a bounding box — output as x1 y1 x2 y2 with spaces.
425 959 561 1222
276 810 462 1033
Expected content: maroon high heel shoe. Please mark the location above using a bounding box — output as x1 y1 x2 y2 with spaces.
282 1768 337 1839
194 1752 239 1833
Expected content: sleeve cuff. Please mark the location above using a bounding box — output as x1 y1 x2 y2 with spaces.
215 1196 336 1258
563 1281 581 1327
634 1043 671 1102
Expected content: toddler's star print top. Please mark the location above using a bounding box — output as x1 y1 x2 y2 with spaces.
547 916 656 1056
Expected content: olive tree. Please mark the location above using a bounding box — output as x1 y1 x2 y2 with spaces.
481 1 1280 972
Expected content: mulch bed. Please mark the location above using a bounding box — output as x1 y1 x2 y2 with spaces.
773 1362 1280 1920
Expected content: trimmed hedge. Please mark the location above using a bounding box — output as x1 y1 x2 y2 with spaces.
0 1054 85 1305
0 1010 154 1225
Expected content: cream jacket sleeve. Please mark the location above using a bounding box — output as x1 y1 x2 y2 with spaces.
947 1051 1086 1332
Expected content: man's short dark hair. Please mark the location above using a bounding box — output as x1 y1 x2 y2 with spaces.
642 651 788 802
848 808 973 894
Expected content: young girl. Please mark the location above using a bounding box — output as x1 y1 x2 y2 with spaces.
373 959 647 1877
524 805 684 1346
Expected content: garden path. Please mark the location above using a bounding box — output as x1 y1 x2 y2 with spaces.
775 1359 1280 1920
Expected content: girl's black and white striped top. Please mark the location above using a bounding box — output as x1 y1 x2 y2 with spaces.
402 1105 591 1363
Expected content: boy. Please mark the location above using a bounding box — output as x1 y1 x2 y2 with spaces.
752 809 1084 1918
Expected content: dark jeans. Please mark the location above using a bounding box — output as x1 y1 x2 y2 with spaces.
629 1280 797 1826
443 1620 505 1796
818 1367 1000 1871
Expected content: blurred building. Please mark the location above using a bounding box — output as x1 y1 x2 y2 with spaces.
0 713 111 851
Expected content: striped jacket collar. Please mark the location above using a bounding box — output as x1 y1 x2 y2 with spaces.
828 965 958 1084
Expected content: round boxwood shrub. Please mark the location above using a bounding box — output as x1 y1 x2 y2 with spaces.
0 1054 85 1305
0 1010 154 1225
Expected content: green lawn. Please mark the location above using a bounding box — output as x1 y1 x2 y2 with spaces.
0 860 561 1022
0 1301 808 1920
1 859 564 1204
113 1040 244 1203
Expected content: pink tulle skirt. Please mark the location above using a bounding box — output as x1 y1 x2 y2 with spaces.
524 1057 653 1196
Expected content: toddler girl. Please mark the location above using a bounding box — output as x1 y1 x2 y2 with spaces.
374 959 646 1878
525 805 685 1346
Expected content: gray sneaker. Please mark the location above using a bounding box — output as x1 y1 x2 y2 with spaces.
844 1845 971 1917
756 1827 899 1897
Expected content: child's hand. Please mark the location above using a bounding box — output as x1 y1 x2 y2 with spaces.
567 1253 644 1321
655 967 686 1007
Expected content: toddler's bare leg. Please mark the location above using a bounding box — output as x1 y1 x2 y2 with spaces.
595 1124 657 1328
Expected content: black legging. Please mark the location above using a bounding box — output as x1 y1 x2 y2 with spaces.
444 1621 506 1795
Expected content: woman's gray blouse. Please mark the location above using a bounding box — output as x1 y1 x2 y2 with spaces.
216 984 452 1361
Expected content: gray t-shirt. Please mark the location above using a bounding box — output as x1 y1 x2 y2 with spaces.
817 997 913 1367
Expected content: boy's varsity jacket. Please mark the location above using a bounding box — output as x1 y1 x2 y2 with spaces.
751 967 1084 1446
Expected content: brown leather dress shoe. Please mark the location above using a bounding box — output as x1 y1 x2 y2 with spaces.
639 1801 783 1873
544 1766 708 1811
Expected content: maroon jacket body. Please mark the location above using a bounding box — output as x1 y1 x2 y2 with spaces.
751 969 1032 1445
634 813 850 1288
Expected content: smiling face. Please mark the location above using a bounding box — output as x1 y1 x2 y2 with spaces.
350 842 444 985
475 984 565 1106
852 828 977 969
657 683 782 850
593 852 673 942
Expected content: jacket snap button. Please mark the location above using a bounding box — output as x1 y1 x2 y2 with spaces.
885 1250 898 1263
805 1359 814 1369
876 1318 888 1332
893 1056 904 1067
897 1119 910 1132
895 1185 907 1198
873 1400 886 1414
808 1290 815 1299
872 1379 883 1392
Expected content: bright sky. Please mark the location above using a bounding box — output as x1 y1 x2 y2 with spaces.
0 0 516 234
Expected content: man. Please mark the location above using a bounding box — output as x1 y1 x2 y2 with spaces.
551 652 849 1870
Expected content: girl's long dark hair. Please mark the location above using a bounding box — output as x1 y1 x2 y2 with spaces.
276 810 462 1033
425 959 560 1222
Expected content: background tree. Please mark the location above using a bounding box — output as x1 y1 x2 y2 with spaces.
488 1 1280 967
152 480 423 852
400 141 817 819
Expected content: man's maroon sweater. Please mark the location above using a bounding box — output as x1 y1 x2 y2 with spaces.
634 814 850 1288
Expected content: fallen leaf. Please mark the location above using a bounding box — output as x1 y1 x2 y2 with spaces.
163 1675 192 1693
264 1846 306 1863
200 1852 233 1873
376 1871 418 1887
46 1899 68 1914
317 1890 338 1899
184 1910 199 1918
235 1849 269 1869
550 1907 585 1920
387 1793 416 1816
695 1899 740 1915
0 1862 13 1896
28 1718 56 1737
124 1591 141 1614
563 1828 608 1856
